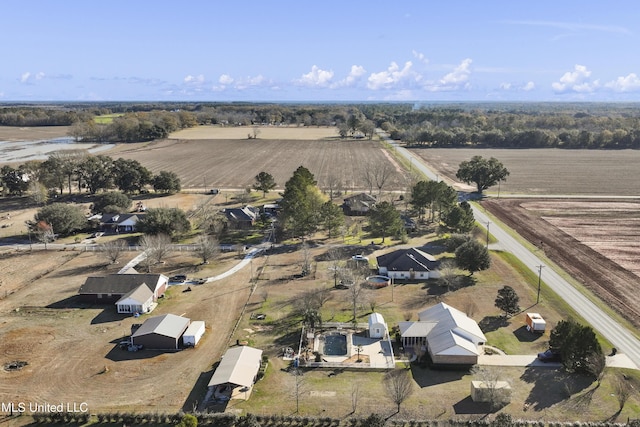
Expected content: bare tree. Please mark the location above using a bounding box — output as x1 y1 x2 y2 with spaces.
585 351 607 386
100 239 127 264
373 164 393 196
139 234 172 271
300 242 312 277
438 259 458 291
326 247 345 287
326 174 343 201
471 366 512 410
384 368 415 413
295 287 331 330
351 382 361 414
612 373 633 412
195 234 219 264
290 368 305 414
347 281 364 325
463 297 479 318
361 163 375 195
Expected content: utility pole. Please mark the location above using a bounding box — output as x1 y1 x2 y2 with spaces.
486 221 491 249
536 265 545 304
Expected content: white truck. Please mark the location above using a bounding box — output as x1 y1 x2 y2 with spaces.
525 312 546 333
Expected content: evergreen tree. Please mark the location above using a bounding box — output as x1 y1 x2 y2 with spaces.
368 201 404 243
253 171 276 197
455 240 491 275
494 285 520 317
549 319 603 373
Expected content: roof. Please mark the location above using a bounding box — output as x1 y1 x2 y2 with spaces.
376 247 439 272
208 346 263 388
116 284 153 305
398 321 437 338
369 312 386 326
184 321 205 336
223 206 259 222
131 314 190 339
100 213 144 225
416 302 487 355
79 273 167 295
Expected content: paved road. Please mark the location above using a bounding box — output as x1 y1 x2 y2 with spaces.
378 130 640 369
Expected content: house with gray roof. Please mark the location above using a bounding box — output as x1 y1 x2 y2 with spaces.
131 313 190 350
377 247 440 280
399 302 486 366
342 193 377 215
78 273 168 305
222 205 259 229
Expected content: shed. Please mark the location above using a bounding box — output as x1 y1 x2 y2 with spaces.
525 313 546 333
368 312 388 339
208 346 263 400
131 314 190 350
183 321 205 347
470 380 512 403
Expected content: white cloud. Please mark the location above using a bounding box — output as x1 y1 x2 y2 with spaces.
19 71 46 84
20 72 31 83
552 64 599 93
296 65 334 87
367 61 416 90
334 65 366 88
424 58 472 92
219 74 234 85
184 74 205 84
605 73 640 92
440 58 472 85
412 50 429 64
499 81 535 91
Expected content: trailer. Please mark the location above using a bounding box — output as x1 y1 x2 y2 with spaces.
525 313 546 333
183 321 205 347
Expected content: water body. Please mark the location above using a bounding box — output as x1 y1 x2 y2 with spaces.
0 137 114 163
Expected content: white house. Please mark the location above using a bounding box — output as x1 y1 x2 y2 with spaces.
399 302 486 366
116 284 154 314
368 312 388 339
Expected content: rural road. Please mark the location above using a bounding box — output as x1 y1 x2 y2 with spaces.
378 130 640 369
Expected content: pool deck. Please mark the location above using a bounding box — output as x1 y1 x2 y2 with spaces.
314 333 395 368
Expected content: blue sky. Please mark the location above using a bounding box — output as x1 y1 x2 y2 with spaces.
3 1 640 102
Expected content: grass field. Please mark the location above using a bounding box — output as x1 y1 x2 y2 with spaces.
411 147 640 196
93 113 123 124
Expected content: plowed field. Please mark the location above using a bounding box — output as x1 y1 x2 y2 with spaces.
110 137 409 192
482 198 640 328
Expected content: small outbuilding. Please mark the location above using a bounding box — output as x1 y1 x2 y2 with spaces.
368 312 388 339
183 321 206 347
470 380 512 403
208 346 263 401
131 314 190 350
525 312 546 333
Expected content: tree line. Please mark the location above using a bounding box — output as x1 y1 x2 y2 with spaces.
1 152 180 199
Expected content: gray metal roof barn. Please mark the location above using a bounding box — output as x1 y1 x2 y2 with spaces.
131 314 190 350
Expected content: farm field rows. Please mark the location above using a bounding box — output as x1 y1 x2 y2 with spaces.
108 137 409 192
410 147 640 196
482 198 640 329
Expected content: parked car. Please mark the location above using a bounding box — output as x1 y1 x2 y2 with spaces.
537 349 561 363
169 274 187 282
351 254 368 262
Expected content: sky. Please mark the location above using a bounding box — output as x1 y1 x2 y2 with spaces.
3 1 640 102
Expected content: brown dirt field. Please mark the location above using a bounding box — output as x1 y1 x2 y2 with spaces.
0 249 252 413
482 198 640 329
106 137 409 192
0 126 70 142
171 125 340 140
411 147 640 196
